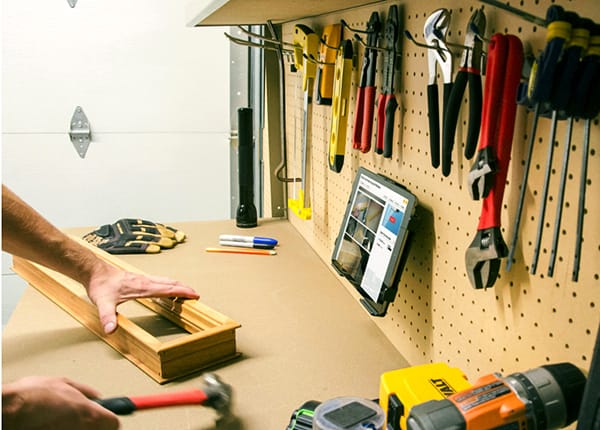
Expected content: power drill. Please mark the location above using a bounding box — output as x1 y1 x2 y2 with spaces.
403 362 586 430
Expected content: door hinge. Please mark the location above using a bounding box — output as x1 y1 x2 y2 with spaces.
69 106 91 158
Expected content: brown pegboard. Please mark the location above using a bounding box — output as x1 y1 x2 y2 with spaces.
281 0 600 396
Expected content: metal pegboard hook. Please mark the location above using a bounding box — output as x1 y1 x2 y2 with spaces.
223 32 288 53
236 25 296 50
404 30 451 62
353 33 386 53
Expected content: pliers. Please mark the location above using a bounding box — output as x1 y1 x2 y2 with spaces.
424 8 453 168
352 12 381 153
465 34 523 289
376 4 399 158
442 9 486 177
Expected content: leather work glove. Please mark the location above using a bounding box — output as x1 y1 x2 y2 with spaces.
82 218 186 254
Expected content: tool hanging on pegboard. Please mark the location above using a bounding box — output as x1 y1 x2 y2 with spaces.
328 38 353 172
351 12 381 154
441 9 486 176
465 33 523 290
423 9 453 169
375 4 400 158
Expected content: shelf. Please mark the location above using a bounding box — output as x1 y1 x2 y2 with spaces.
186 0 386 26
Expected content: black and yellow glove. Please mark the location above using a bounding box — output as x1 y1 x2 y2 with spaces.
82 218 185 254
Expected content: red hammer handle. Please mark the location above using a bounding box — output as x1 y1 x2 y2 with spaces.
130 389 209 410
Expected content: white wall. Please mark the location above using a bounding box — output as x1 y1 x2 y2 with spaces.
2 1 232 324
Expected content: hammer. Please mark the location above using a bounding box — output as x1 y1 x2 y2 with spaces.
96 373 232 417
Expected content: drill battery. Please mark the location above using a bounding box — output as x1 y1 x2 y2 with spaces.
286 400 321 430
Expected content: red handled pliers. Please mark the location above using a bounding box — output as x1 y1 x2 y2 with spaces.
465 34 523 289
375 4 399 158
352 12 381 153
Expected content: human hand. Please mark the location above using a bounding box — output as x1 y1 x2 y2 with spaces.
2 376 119 430
86 262 200 334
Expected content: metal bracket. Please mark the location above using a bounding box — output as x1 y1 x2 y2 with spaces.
69 106 91 158
67 0 77 8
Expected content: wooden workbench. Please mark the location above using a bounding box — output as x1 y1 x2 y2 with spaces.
2 219 409 430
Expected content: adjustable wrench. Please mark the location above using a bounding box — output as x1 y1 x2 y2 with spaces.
465 34 523 289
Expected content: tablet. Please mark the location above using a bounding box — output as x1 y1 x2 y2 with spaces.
331 167 417 316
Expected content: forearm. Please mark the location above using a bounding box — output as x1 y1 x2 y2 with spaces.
2 185 100 286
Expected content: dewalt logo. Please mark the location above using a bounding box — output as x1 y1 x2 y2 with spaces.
429 378 457 397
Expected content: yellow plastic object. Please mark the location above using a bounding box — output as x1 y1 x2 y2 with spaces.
379 362 471 430
317 23 342 105
293 24 320 92
288 189 312 220
328 39 353 173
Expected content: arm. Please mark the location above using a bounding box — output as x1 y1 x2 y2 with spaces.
2 184 199 333
3 376 119 430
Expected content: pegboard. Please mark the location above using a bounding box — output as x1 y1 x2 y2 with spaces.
280 0 600 394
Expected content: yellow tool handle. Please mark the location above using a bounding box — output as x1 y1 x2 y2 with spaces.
328 40 354 173
293 24 320 92
317 24 342 104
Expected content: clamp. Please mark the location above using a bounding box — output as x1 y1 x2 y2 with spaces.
442 9 486 176
465 34 523 289
352 12 381 153
424 8 453 169
376 4 400 158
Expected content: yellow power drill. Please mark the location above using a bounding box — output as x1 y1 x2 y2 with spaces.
380 362 586 430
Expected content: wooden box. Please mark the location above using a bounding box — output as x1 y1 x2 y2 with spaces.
11 239 241 384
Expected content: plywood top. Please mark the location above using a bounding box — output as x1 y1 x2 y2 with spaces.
4 219 408 430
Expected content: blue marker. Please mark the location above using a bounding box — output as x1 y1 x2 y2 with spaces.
219 234 278 248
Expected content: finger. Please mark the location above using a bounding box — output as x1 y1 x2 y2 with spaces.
63 378 102 399
95 299 118 334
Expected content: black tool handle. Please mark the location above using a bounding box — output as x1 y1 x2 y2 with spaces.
383 95 398 158
442 72 467 176
96 397 137 415
465 73 482 159
427 83 440 168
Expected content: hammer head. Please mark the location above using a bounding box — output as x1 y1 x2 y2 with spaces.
201 373 233 417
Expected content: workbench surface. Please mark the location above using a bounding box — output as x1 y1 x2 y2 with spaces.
3 219 408 430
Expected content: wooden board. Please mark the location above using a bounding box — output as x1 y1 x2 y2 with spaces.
11 238 240 384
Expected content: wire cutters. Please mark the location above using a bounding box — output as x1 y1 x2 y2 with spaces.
375 4 399 158
442 9 486 176
352 12 381 153
424 8 453 169
465 34 523 289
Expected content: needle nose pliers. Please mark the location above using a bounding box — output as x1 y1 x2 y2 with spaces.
442 9 486 177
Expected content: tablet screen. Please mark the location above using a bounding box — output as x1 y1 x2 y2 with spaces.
332 168 416 305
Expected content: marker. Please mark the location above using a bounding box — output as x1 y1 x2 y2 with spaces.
219 235 278 248
219 240 274 250
205 247 277 256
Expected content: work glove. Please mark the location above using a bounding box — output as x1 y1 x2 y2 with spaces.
82 218 185 254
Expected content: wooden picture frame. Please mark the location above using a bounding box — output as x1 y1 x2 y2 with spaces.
11 238 241 384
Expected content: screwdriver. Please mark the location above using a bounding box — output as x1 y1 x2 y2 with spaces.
572 23 600 282
546 17 593 277
530 11 577 275
506 5 571 272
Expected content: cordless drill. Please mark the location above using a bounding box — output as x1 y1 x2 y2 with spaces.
404 363 585 430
